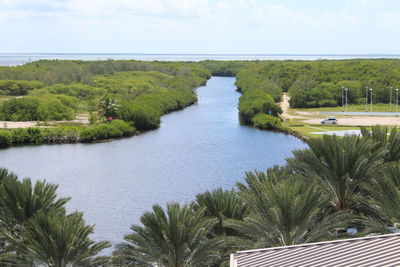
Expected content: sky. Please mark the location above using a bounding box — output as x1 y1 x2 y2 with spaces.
0 0 399 54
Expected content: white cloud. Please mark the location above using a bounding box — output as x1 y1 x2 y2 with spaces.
0 0 400 53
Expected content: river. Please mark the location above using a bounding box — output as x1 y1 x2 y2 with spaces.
0 77 307 251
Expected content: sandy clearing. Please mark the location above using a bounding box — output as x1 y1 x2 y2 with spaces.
0 114 90 129
0 121 40 129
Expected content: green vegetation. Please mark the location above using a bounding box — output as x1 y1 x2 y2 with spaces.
0 95 76 121
247 59 400 108
3 127 400 265
0 169 110 265
0 60 210 146
0 120 135 147
2 58 400 145
206 59 400 132
0 80 45 95
238 89 282 125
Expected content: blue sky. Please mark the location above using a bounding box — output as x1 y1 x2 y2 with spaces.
0 0 399 54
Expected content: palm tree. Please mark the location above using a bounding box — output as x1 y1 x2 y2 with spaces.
113 203 227 267
363 163 400 234
0 169 110 266
14 210 111 266
0 175 70 265
361 126 400 162
0 178 69 230
98 95 119 121
226 177 350 248
193 188 248 236
287 134 382 211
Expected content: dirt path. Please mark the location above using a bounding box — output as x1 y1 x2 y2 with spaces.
279 93 309 119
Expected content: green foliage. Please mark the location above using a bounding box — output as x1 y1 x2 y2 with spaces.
117 90 197 131
194 188 248 236
113 203 228 267
0 170 110 265
251 114 282 130
117 103 161 130
0 96 75 121
0 131 11 147
79 128 98 142
30 83 105 100
41 127 80 143
80 120 135 142
238 89 282 124
19 210 111 266
226 177 350 248
0 80 45 95
236 70 282 101
98 95 119 120
288 134 382 211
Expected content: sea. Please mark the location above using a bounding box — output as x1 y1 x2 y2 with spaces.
1 53 400 66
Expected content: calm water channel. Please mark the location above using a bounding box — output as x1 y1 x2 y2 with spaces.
0 77 307 250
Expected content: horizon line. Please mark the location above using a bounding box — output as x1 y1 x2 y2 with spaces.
1 53 400 56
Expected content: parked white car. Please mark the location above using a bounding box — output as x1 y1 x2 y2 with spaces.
320 118 337 124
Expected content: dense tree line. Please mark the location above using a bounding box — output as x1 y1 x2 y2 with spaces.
3 127 400 265
234 59 400 108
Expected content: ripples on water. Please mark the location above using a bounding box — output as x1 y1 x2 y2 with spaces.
0 77 307 251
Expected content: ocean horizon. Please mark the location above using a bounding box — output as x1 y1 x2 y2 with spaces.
1 53 400 66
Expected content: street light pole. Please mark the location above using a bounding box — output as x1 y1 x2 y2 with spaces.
397 89 399 113
345 88 348 112
370 88 373 112
390 87 393 112
365 87 369 112
342 87 344 112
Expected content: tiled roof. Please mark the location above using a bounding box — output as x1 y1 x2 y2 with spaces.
230 233 400 267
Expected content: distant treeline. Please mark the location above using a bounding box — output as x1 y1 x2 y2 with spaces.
228 59 400 108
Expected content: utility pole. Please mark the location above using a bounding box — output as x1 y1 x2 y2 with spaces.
345 88 348 112
365 87 369 112
397 88 399 113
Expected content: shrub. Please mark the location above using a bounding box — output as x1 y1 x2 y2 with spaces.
26 127 43 143
79 128 98 142
11 128 29 143
0 131 11 147
117 103 161 131
94 124 123 139
251 114 282 130
0 96 75 121
238 90 282 124
109 120 135 136
0 80 44 95
42 127 80 143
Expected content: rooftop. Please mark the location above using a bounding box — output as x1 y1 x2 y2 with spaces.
230 233 400 267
